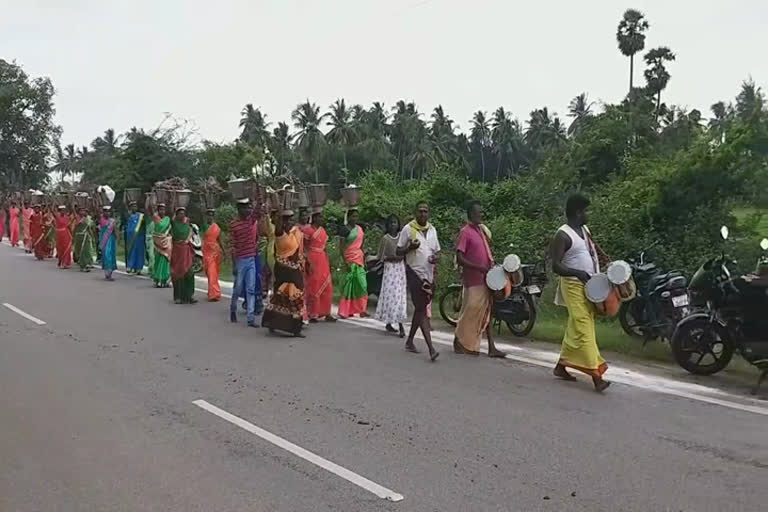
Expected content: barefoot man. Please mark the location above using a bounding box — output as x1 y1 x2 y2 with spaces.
453 200 506 358
550 193 610 392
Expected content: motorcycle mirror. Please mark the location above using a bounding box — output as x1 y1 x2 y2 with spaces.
720 226 729 240
761 238 768 251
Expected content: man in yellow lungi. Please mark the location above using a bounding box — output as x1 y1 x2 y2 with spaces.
550 194 610 392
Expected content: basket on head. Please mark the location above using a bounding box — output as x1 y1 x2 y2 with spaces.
296 185 310 209
74 193 89 208
97 188 110 206
154 188 170 206
308 183 328 207
31 192 44 205
174 189 192 209
124 188 141 204
23 190 32 202
228 178 252 201
204 190 218 210
341 185 361 208
278 187 298 211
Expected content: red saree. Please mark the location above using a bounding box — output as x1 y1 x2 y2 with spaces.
55 213 73 268
305 226 333 318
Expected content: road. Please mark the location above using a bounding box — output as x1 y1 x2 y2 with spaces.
0 243 766 512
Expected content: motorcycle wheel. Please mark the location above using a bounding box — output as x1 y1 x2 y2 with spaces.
438 287 463 327
618 300 644 338
671 317 734 376
191 256 203 274
505 293 537 337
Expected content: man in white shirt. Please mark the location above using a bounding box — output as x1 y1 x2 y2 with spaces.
397 202 440 361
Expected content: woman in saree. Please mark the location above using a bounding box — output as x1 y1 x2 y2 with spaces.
0 203 6 241
170 206 196 304
32 205 52 260
43 207 55 258
262 209 305 337
151 204 172 288
8 201 20 247
54 205 73 269
375 214 407 337
123 201 146 274
202 208 223 301
99 206 117 280
22 202 33 252
338 208 368 318
304 208 335 323
145 214 155 278
74 206 95 271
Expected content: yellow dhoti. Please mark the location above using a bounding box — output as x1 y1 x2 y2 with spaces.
558 278 607 377
454 285 493 353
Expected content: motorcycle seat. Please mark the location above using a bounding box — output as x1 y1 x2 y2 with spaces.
650 271 682 284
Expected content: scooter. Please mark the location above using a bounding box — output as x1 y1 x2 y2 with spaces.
190 223 203 274
671 227 768 393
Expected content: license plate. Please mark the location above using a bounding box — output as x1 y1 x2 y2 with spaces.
672 294 689 307
526 285 541 294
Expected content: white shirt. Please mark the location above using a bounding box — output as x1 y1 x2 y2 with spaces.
559 224 598 275
397 223 441 281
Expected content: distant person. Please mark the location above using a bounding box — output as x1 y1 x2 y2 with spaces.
453 200 506 358
170 206 196 304
8 200 20 247
398 202 440 361
151 203 171 288
304 207 335 323
549 193 610 392
338 208 368 319
230 200 260 325
54 205 73 269
99 206 117 281
375 214 407 337
262 208 305 337
124 200 146 275
0 202 6 241
22 202 33 252
74 206 95 272
145 210 155 277
202 207 223 302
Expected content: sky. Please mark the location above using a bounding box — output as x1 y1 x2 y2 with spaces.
2 0 767 148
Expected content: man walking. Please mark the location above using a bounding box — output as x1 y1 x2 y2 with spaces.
550 193 610 392
397 202 440 361
453 200 506 358
230 199 260 327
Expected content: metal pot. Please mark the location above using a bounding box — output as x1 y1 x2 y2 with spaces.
174 189 192 209
308 183 328 207
341 185 361 207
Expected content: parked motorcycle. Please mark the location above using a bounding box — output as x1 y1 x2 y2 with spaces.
191 223 203 274
618 245 689 342
671 227 768 393
439 262 548 337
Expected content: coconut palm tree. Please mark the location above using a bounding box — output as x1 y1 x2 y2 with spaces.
643 46 676 117
469 111 491 181
735 78 765 121
567 93 595 136
617 9 650 93
326 99 355 171
91 128 120 154
291 101 326 183
268 122 293 177
391 101 426 179
239 104 270 149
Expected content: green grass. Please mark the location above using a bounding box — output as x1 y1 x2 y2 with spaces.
732 206 768 234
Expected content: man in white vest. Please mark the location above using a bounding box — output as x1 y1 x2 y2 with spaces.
549 194 610 392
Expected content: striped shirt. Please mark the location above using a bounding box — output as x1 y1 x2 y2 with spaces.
230 214 259 259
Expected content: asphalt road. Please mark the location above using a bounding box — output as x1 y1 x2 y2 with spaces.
0 244 766 512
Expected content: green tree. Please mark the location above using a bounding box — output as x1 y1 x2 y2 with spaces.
470 110 491 181
325 99 355 172
616 9 650 93
567 93 595 136
0 59 60 190
643 47 676 117
268 122 293 177
735 78 765 121
291 101 326 183
239 104 270 149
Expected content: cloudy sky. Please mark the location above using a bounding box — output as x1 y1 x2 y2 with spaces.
3 0 767 147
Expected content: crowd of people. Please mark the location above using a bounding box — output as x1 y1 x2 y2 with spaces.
1 193 611 392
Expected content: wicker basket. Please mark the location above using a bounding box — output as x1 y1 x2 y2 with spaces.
155 188 170 206
124 188 141 204
228 178 251 200
341 185 361 207
174 189 192 209
308 183 328 207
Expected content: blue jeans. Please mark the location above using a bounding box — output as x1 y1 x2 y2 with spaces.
231 257 257 323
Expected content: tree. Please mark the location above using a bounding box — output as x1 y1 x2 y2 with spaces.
470 111 491 181
91 128 120 154
735 78 765 121
239 104 270 149
567 93 595 136
326 99 355 171
617 9 650 93
291 101 326 182
268 122 293 177
643 46 676 117
391 101 425 179
0 59 60 190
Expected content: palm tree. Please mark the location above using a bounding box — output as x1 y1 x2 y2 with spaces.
429 105 457 162
268 122 293 177
326 99 355 171
708 101 732 142
470 111 491 180
239 104 270 149
291 101 326 183
567 93 595 136
617 9 650 93
91 128 120 154
643 47 676 117
491 108 527 178
391 101 425 179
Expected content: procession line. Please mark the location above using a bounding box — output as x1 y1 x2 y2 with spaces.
192 399 404 502
2 303 47 325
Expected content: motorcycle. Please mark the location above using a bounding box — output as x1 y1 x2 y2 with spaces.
190 223 203 274
671 227 768 393
439 261 548 337
618 245 689 343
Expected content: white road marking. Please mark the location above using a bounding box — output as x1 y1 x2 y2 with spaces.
2 303 46 325
193 399 404 502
